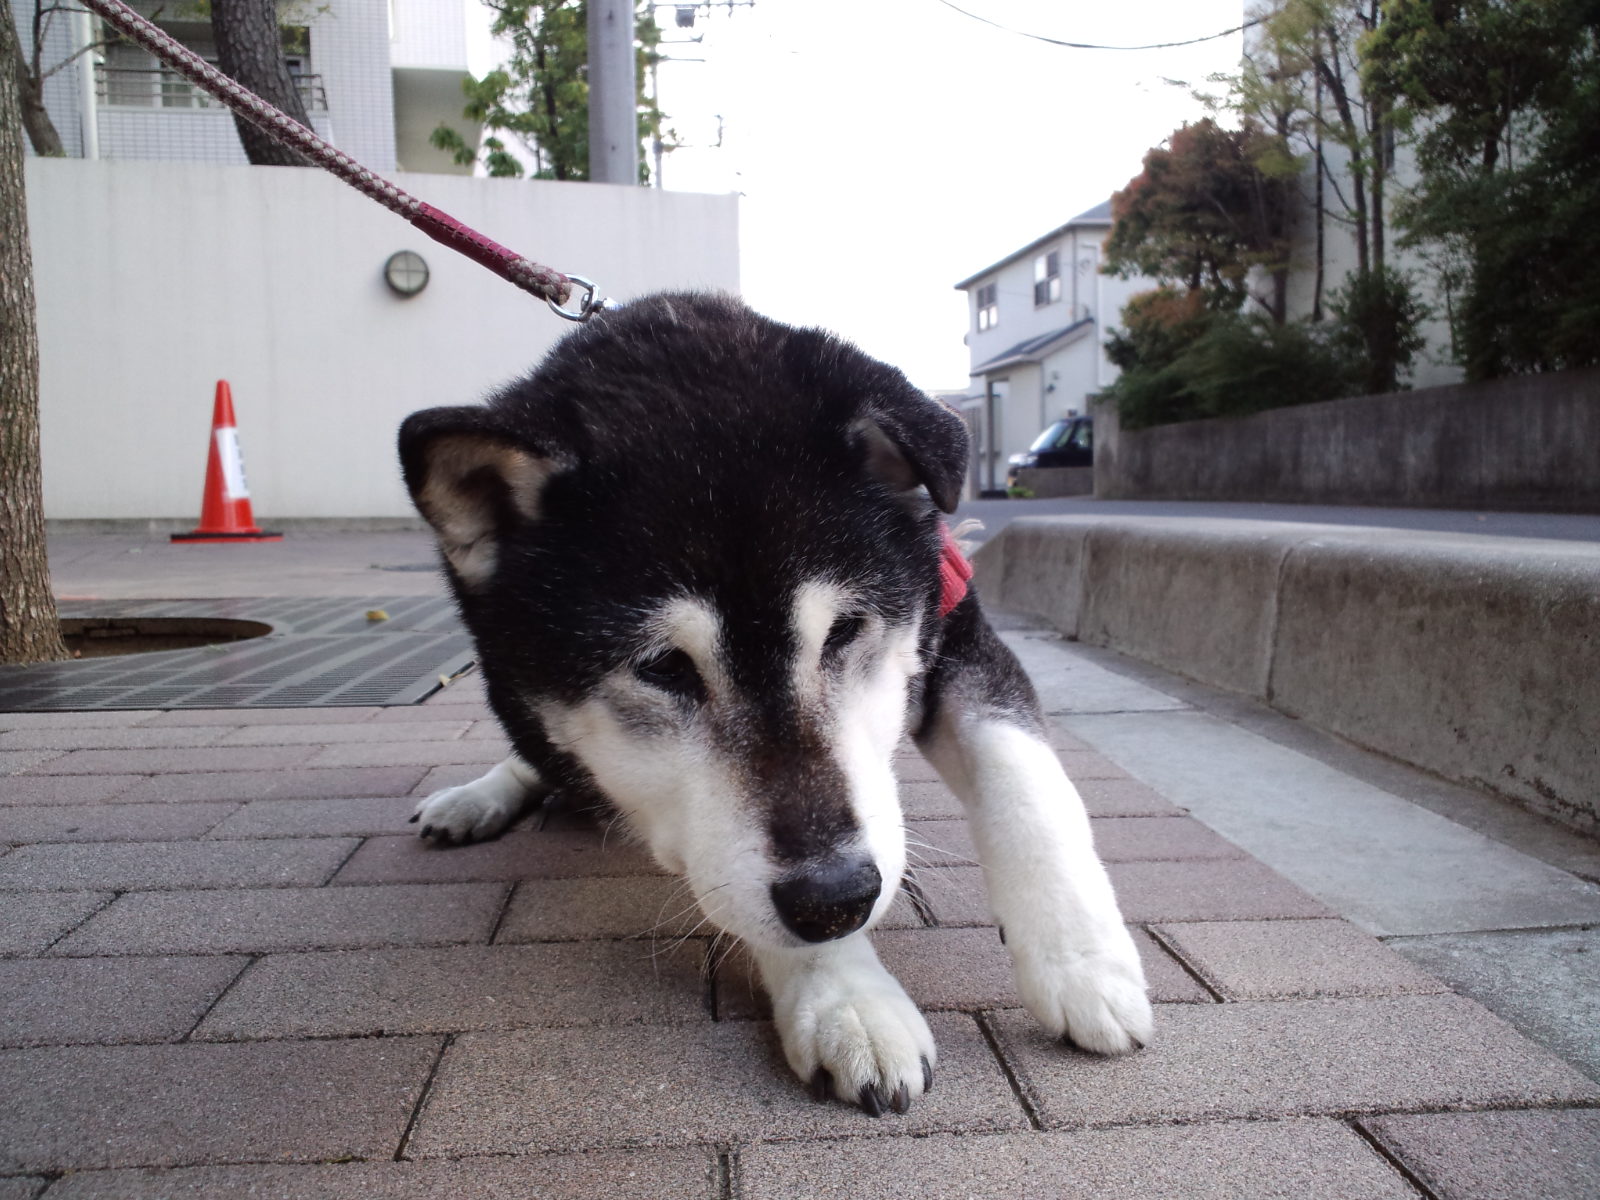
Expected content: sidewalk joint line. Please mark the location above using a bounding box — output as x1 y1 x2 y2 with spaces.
37 888 122 954
1347 1117 1441 1199
179 952 260 1042
393 1032 453 1162
715 1144 739 1200
1142 923 1229 1003
484 881 518 944
973 1010 1045 1131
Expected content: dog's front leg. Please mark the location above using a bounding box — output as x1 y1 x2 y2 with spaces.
410 754 540 844
918 697 1153 1055
750 934 936 1115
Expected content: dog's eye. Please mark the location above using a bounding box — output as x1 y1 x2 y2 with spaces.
635 648 706 702
824 615 865 655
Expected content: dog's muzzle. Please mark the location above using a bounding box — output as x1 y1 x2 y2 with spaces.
769 855 882 943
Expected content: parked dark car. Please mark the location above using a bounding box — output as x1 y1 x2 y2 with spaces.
1007 415 1092 488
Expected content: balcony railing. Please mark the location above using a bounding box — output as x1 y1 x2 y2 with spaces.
96 65 327 113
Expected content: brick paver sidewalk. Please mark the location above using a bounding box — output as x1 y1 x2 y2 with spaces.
3 672 1597 1198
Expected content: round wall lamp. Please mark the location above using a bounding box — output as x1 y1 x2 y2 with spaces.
383 250 430 297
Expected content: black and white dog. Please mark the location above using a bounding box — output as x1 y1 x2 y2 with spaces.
398 293 1151 1115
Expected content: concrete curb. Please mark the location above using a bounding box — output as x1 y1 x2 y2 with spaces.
973 516 1600 835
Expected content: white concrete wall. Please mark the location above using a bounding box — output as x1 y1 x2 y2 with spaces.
390 0 470 69
26 159 740 519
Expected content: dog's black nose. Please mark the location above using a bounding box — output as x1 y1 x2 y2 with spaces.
770 856 882 943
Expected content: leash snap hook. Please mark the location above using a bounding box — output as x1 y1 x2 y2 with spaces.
548 274 610 322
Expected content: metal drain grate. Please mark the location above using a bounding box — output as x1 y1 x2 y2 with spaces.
0 597 475 711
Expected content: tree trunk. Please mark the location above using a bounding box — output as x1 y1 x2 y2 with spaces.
211 0 310 166
0 8 68 664
10 15 62 156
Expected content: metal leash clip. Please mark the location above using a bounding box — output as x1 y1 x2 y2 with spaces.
548 275 612 322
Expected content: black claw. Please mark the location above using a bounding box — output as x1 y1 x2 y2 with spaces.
921 1055 935 1094
890 1082 911 1115
857 1083 888 1118
810 1067 832 1103
997 924 1006 944
420 824 433 838
1130 1037 1146 1052
407 813 419 823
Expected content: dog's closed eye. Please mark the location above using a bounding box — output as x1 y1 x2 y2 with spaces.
635 648 708 703
823 615 866 657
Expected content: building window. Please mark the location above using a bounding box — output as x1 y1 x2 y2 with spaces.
1033 251 1061 306
976 283 998 331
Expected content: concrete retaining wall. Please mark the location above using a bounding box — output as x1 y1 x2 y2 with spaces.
974 516 1600 834
1094 369 1600 512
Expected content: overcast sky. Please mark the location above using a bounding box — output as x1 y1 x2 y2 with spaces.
471 0 1248 391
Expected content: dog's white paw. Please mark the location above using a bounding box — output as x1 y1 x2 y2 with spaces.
766 950 937 1116
1008 931 1154 1055
409 777 523 844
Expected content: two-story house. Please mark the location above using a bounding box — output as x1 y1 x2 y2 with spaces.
953 201 1156 495
10 0 479 172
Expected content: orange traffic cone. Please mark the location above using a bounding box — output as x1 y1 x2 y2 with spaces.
170 381 282 543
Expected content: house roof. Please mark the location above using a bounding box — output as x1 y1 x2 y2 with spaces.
970 318 1095 375
954 200 1116 291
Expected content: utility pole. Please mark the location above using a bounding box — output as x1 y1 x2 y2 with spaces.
588 0 638 184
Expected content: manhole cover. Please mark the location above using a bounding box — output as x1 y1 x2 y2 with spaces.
0 597 476 711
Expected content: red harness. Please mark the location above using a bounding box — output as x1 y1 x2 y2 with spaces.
938 524 973 618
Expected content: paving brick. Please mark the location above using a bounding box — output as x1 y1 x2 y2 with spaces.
738 1119 1415 1199
1056 750 1132 780
1077 778 1185 817
0 775 145 807
0 1037 440 1171
903 820 978 868
893 756 943 783
23 746 314 775
990 994 1600 1128
1156 919 1450 1000
137 707 383 726
215 721 472 746
1361 1109 1600 1200
913 866 992 927
205 796 413 839
900 779 962 820
495 875 720 942
52 882 506 957
0 837 358 891
112 766 428 804
306 741 510 768
1092 816 1246 862
407 1012 1026 1156
334 830 662 885
0 892 110 955
0 710 151 730
1043 722 1092 751
1 751 63 775
40 1150 719 1199
196 941 708 1041
0 803 236 845
0 1178 44 1200
0 956 247 1047
0 726 236 751
1110 860 1336 923
717 926 1208 1021
371 703 493 723
462 720 512 740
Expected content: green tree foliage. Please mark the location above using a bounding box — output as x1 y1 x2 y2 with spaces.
1104 118 1296 322
1105 287 1360 430
1363 0 1600 377
431 0 664 182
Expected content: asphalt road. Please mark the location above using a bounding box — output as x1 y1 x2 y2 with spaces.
954 497 1600 548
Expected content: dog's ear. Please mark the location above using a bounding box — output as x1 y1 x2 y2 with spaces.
856 388 970 514
398 406 562 589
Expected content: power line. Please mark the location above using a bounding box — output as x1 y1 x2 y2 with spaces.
932 0 1261 51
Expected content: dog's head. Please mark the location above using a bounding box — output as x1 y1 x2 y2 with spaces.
399 293 967 949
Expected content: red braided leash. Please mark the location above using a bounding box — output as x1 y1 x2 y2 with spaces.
79 0 592 315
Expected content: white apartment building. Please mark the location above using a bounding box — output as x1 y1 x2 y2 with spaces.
11 0 479 172
953 201 1157 495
